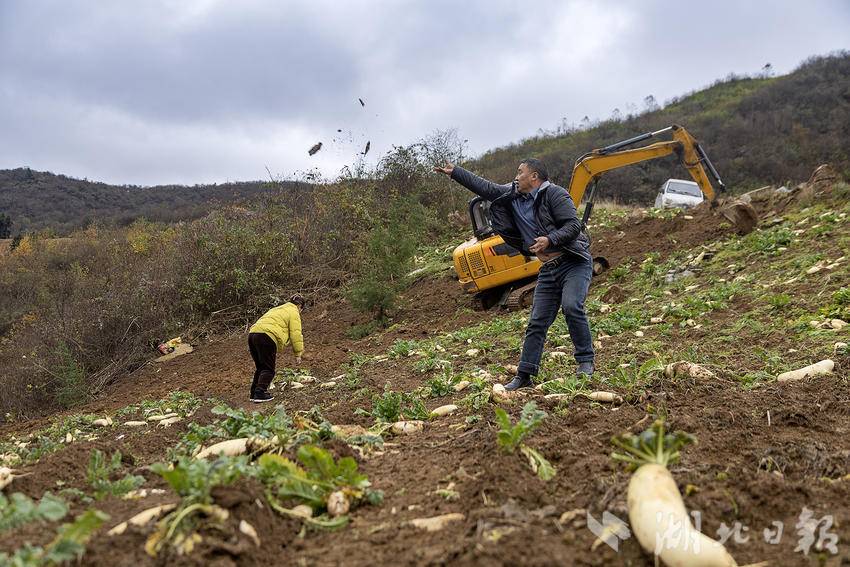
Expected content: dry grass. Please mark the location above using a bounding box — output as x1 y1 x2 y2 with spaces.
592 198 642 213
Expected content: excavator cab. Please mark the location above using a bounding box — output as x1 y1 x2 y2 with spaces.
453 196 540 309
469 198 494 240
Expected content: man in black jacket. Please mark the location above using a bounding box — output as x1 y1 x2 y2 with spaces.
435 158 594 390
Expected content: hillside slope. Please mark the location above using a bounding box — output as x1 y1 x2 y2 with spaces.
1 168 848 565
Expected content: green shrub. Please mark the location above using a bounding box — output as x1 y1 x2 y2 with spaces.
347 200 424 323
181 208 296 316
54 342 88 408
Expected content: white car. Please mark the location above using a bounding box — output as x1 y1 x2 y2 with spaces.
654 179 704 209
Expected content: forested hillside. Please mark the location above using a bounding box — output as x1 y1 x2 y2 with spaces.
470 52 850 203
0 169 297 236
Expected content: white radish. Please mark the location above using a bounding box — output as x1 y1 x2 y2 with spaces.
331 424 370 437
544 393 569 401
239 520 261 546
327 491 350 517
108 503 177 535
93 417 113 427
124 503 176 525
123 421 148 427
776 359 834 382
453 380 471 392
291 504 313 518
430 404 458 417
665 361 715 380
612 420 748 567
122 488 166 500
584 391 623 403
158 416 182 427
628 463 737 566
195 438 249 459
195 438 250 458
408 513 465 532
491 383 511 403
391 421 423 435
0 466 21 490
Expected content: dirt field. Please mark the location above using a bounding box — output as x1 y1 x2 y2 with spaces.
1 183 849 566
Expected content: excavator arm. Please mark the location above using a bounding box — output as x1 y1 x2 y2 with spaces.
566 125 726 226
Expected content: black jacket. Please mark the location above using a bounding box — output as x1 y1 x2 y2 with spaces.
451 166 591 261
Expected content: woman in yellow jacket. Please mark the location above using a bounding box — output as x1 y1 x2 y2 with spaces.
248 295 305 402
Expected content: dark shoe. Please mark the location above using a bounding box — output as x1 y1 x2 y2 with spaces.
505 375 533 391
250 391 275 403
576 362 595 377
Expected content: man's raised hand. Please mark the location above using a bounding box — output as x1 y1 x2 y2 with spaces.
434 163 455 176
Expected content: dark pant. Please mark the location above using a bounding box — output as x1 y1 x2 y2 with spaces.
248 332 277 394
517 254 594 376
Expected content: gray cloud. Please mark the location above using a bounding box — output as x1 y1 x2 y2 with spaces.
0 0 848 185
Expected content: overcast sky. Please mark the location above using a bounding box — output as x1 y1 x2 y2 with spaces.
1 0 848 186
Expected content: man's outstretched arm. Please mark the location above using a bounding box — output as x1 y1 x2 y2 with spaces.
435 163 512 202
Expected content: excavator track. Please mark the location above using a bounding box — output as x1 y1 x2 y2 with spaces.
502 280 538 311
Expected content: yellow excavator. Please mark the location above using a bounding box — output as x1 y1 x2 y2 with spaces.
452 124 756 309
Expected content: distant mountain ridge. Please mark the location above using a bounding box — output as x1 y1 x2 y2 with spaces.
0 168 298 236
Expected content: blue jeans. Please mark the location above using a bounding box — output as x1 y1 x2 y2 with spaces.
517 254 594 375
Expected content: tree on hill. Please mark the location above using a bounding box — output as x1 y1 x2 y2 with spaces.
0 213 11 238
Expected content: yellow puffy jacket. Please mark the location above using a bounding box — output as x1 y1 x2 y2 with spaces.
249 303 304 355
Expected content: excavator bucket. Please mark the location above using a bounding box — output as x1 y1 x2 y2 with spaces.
719 199 758 235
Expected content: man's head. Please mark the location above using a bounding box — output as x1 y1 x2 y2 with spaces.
515 158 549 193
